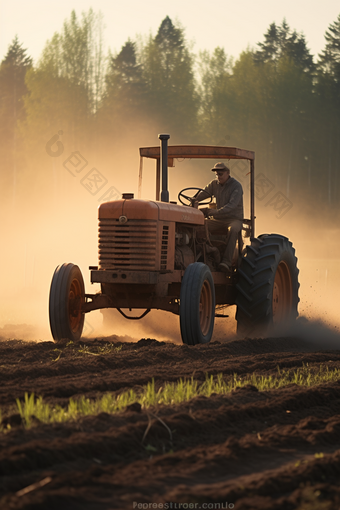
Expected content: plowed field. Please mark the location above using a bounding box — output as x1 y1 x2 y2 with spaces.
1 331 340 510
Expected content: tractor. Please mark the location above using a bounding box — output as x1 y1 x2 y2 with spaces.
49 134 299 344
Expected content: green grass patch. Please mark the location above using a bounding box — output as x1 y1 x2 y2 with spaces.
2 364 340 430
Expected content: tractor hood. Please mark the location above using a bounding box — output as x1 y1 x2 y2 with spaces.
99 199 205 225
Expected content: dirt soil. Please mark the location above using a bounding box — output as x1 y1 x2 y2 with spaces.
1 334 340 510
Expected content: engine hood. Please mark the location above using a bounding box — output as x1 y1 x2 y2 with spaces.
98 199 204 225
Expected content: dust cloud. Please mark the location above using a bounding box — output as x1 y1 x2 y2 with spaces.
0 135 339 346
270 316 340 350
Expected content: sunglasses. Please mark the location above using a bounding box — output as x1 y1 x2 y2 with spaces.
215 171 226 176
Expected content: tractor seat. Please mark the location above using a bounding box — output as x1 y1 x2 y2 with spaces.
241 219 251 238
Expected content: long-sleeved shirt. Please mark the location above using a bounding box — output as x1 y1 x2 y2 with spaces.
195 176 244 220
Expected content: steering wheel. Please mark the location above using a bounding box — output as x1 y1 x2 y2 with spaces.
178 187 212 207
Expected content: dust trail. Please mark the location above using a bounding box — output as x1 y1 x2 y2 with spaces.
0 324 43 342
271 316 340 351
97 309 182 343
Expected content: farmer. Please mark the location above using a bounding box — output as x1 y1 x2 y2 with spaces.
192 162 244 272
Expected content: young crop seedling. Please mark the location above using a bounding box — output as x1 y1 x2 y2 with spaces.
2 364 339 431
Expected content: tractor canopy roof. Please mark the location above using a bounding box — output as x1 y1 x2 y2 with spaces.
139 145 254 166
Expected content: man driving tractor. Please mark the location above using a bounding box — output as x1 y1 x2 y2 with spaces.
192 162 244 272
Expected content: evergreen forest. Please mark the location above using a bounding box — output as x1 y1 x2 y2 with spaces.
1 10 340 213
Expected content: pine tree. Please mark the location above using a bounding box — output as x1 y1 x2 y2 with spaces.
0 36 32 199
97 39 148 144
251 20 316 193
318 13 340 82
255 20 314 73
104 40 146 116
316 13 340 205
141 16 198 139
254 22 280 63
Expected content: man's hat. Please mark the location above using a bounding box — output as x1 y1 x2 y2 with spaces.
211 162 230 172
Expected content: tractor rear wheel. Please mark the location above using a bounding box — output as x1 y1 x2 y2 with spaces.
180 262 215 345
49 263 85 342
236 234 299 336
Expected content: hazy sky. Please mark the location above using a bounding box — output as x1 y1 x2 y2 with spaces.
0 0 339 63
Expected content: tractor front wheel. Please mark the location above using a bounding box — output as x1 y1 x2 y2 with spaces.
236 234 299 336
49 263 85 342
180 262 215 345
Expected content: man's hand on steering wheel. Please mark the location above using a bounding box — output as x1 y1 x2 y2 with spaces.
188 197 198 208
200 207 216 218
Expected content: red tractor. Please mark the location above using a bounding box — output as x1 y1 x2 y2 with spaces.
49 135 299 344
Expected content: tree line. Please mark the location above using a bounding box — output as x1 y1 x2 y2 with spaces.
1 10 340 210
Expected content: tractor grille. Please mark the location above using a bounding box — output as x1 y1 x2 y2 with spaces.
99 219 157 270
160 225 169 270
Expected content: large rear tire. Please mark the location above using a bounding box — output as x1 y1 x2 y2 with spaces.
236 235 299 336
180 262 215 345
49 263 85 342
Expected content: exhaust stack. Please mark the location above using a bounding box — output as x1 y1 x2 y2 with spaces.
159 133 170 203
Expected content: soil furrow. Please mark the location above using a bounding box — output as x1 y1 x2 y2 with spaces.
1 336 340 509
